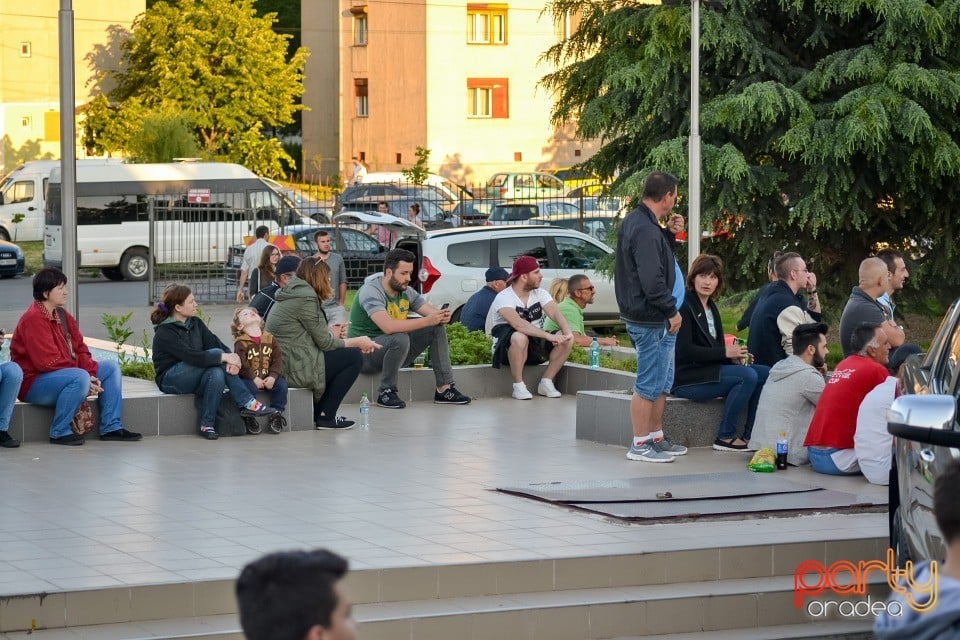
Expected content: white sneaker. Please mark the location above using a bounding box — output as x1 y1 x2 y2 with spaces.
537 379 561 398
512 384 533 400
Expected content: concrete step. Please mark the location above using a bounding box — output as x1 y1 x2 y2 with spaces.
6 363 630 443
0 536 888 635
0 575 888 639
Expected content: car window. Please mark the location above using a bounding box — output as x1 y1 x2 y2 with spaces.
487 174 506 187
554 235 608 270
498 236 548 268
515 174 534 189
448 239 490 267
543 202 578 216
341 229 380 252
295 233 316 253
538 174 564 190
8 180 35 204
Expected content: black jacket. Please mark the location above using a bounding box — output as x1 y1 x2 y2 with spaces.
746 280 821 367
152 317 230 387
614 203 678 326
673 292 731 389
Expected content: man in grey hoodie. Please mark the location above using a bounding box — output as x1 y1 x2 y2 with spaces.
875 459 960 639
748 322 828 465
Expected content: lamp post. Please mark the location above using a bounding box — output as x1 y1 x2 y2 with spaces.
58 0 78 316
687 0 701 271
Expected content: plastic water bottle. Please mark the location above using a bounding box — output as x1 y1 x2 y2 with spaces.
589 337 601 369
776 431 788 470
359 393 370 430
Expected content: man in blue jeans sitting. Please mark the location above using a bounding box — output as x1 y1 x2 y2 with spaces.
614 171 688 463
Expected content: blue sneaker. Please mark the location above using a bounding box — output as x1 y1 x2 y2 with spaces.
653 437 688 456
626 441 674 463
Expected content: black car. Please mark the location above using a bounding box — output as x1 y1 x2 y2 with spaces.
0 239 25 278
887 297 960 565
224 225 386 289
339 183 455 211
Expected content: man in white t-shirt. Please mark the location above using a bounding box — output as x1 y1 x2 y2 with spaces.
488 255 574 400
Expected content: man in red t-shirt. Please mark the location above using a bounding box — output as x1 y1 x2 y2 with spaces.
804 322 890 475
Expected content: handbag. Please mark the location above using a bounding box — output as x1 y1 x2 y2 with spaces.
55 308 97 436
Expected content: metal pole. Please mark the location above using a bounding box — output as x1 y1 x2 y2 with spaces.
687 0 702 270
58 0 78 316
147 199 155 304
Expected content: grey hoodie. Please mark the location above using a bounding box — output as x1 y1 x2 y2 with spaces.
748 355 825 465
875 561 960 639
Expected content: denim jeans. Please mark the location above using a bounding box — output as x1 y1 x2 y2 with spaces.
808 447 861 476
0 361 24 431
626 323 676 400
24 360 123 438
240 375 289 411
361 326 454 391
672 364 770 440
158 349 255 428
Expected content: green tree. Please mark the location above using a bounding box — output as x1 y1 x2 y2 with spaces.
126 113 200 163
85 0 307 176
401 146 432 185
542 0 960 299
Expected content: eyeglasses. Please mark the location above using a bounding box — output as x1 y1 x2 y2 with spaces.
577 286 596 292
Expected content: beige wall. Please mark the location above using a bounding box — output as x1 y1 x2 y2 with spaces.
0 1 143 161
301 0 600 186
301 1 342 182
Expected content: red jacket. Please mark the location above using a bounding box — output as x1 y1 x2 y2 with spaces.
10 302 97 400
803 355 889 449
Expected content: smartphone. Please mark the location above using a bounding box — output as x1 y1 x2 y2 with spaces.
441 303 450 310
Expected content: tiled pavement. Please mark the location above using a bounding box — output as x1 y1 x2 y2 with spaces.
0 395 887 597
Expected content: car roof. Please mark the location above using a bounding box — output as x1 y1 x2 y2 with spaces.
422 225 608 243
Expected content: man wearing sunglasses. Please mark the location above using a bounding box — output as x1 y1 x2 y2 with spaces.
544 274 620 348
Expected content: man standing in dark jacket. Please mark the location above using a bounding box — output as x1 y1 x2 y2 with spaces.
615 171 688 463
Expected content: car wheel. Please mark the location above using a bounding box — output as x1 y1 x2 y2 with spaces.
892 507 911 568
120 248 150 281
101 267 124 281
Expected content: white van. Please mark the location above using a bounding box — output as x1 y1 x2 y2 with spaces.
43 162 308 281
0 158 123 241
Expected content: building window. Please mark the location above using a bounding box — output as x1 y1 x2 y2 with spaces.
353 10 368 46
354 79 368 117
467 4 507 44
20 42 31 57
467 78 508 118
21 116 32 128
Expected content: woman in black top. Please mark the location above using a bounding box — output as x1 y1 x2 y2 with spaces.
672 254 770 451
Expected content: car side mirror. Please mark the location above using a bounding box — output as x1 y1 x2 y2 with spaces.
887 394 960 447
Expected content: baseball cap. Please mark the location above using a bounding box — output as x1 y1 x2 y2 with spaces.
485 267 509 283
276 255 301 275
506 256 541 284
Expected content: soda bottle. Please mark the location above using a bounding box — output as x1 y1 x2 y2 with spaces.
776 431 788 470
359 393 371 430
589 337 600 369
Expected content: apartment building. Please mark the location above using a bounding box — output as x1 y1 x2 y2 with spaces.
0 1 143 170
302 0 598 185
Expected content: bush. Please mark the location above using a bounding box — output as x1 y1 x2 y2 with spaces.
445 323 492 365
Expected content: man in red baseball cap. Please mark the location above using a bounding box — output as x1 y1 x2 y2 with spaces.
487 255 574 399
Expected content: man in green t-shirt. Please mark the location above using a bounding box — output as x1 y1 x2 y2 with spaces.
544 274 620 348
348 248 471 409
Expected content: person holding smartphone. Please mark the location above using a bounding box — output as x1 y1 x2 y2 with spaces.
347 248 472 408
0 328 24 448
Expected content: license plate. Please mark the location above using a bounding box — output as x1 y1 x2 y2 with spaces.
0 259 15 266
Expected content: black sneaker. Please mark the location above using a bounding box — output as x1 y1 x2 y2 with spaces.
315 416 356 430
377 387 406 409
240 403 278 418
50 433 84 446
267 413 286 434
199 426 219 440
434 385 471 405
100 428 143 442
244 417 262 435
0 430 20 448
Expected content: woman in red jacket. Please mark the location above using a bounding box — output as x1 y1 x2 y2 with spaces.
10 268 142 446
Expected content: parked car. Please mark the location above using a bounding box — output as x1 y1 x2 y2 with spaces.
484 172 565 199
451 200 494 226
224 225 387 289
335 213 619 327
887 296 960 566
339 183 455 211
527 212 619 242
0 239 25 278
337 197 458 229
486 201 579 225
546 168 601 192
362 172 472 202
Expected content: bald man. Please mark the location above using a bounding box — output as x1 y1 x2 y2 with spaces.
838 257 906 357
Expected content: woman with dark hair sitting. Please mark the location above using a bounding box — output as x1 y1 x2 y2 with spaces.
10 267 141 445
672 254 771 451
266 258 379 429
151 284 276 440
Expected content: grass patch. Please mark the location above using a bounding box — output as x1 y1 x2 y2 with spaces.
18 241 43 275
